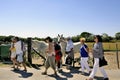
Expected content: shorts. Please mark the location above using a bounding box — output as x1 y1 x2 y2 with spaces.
11 52 16 58
45 55 56 70
17 53 23 63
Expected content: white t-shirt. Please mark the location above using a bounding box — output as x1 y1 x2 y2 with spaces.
66 40 74 52
14 41 23 54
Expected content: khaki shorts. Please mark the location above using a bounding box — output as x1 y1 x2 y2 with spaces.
45 55 56 70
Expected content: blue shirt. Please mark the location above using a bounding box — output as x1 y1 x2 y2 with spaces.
80 44 88 57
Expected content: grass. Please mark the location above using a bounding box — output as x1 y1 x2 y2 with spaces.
86 42 120 51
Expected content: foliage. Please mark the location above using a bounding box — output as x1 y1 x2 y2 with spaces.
71 32 114 42
0 32 120 43
72 35 80 42
101 33 114 42
115 32 120 40
71 32 94 42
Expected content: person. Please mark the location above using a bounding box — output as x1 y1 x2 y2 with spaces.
42 37 57 75
65 37 74 69
13 37 27 72
86 35 109 80
79 38 91 74
10 38 17 69
54 41 62 71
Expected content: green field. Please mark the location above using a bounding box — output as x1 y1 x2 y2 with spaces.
86 42 120 51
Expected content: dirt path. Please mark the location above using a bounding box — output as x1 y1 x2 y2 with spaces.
0 66 120 80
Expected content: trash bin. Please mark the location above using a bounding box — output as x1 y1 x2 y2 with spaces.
0 44 11 61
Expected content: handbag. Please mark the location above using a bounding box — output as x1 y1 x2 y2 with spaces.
65 55 72 65
99 56 108 67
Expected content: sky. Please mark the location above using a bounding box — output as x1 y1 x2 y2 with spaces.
0 0 120 38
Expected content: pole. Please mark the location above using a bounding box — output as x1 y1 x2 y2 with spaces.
27 38 32 64
116 43 119 69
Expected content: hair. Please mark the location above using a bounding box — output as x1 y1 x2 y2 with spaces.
14 37 20 41
95 35 102 42
80 37 86 41
45 36 53 42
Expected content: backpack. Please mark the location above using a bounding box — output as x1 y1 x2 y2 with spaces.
21 41 26 53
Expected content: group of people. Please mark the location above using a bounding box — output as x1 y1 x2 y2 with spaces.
42 35 109 80
10 35 109 80
10 37 27 72
80 35 109 80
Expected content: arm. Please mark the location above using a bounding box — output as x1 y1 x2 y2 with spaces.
83 44 89 53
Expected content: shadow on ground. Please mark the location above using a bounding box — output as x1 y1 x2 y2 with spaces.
48 74 68 80
94 76 104 80
47 67 81 80
12 69 33 78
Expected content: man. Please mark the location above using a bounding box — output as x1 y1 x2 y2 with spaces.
42 37 57 75
65 37 74 69
14 37 27 72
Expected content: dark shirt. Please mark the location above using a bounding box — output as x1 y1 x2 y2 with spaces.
54 43 61 51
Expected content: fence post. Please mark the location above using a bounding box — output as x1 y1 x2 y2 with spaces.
27 38 32 64
116 43 119 69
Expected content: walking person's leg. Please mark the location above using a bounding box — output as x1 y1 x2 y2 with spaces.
11 58 15 68
11 53 17 68
88 58 99 80
42 56 50 75
16 53 27 71
22 53 27 71
50 56 57 75
99 67 109 80
57 60 61 69
70 50 74 67
16 54 21 69
84 58 91 73
81 57 85 73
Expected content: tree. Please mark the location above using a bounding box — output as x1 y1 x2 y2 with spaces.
72 35 80 42
115 32 120 40
0 36 6 42
80 32 93 41
87 34 94 42
102 33 110 42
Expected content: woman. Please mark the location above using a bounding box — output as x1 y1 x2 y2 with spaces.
10 38 17 69
42 37 57 75
86 35 109 80
54 41 62 71
79 38 91 74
